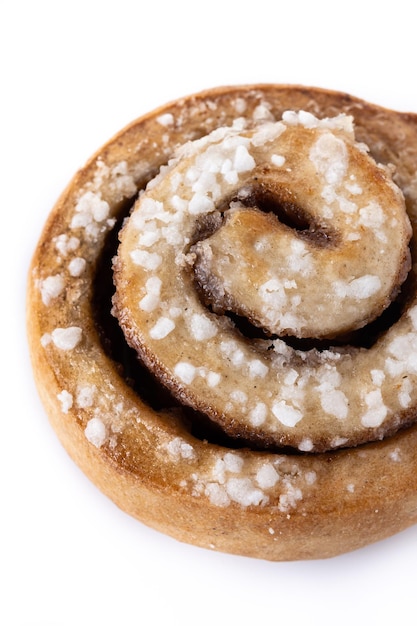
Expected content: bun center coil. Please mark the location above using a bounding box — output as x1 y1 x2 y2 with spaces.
113 111 413 452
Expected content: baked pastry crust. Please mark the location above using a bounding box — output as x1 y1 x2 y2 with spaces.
27 85 417 560
113 110 412 451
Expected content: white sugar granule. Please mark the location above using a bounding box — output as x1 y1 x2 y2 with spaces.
139 229 160 247
398 378 412 408
57 390 73 414
139 276 162 312
110 161 137 198
68 257 87 277
309 132 348 185
361 389 388 427
334 275 381 300
54 234 80 256
231 348 245 367
226 478 267 507
331 436 349 448
188 193 215 215
230 389 248 405
190 313 218 341
212 458 227 484
371 369 385 386
223 452 244 473
51 327 82 350
389 448 402 462
220 340 245 367
249 402 267 426
250 121 285 147
256 463 280 489
272 400 303 427
84 417 106 448
278 481 303 513
139 292 160 312
298 438 314 452
320 388 349 420
358 201 386 229
205 483 230 507
157 113 174 127
271 154 286 167
386 333 417 377
233 97 247 115
206 371 221 387
222 161 239 185
233 144 256 173
76 384 96 408
248 359 269 378
149 317 175 340
284 369 298 386
40 274 65 305
287 239 313 275
174 362 197 384
305 471 317 485
130 249 162 270
253 103 275 122
166 437 196 460
72 191 110 228
40 333 52 347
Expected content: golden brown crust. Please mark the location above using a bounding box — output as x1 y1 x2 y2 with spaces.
112 109 414 451
27 84 417 560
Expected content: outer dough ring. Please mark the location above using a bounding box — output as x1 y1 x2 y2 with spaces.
27 85 417 561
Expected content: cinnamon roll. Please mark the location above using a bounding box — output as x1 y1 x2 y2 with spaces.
27 85 417 560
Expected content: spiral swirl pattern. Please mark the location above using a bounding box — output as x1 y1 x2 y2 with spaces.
114 111 411 451
27 85 417 560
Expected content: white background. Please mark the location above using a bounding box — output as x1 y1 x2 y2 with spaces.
2 1 417 624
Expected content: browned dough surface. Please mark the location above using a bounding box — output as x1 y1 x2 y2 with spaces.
27 85 417 560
